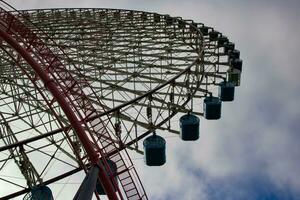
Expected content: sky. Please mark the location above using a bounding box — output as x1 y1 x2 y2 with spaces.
2 0 300 199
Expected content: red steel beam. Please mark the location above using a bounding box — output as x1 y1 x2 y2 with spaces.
0 28 118 200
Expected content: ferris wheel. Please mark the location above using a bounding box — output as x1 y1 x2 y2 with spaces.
0 1 243 199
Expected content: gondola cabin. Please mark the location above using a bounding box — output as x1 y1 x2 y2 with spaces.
26 186 54 200
219 81 235 101
203 96 222 120
209 30 219 41
227 68 241 86
179 114 200 141
143 135 166 166
217 36 229 47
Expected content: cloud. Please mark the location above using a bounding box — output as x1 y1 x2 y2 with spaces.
201 172 296 200
150 1 300 199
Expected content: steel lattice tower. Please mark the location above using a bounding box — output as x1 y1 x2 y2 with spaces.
0 1 242 199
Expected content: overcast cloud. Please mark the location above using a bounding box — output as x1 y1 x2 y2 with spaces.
2 0 300 199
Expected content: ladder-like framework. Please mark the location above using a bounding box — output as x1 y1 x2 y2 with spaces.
0 4 146 200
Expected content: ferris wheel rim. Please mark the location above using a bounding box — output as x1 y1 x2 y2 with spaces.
0 4 241 199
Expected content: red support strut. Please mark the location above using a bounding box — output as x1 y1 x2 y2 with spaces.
0 28 118 200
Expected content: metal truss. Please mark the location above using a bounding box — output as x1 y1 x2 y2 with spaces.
0 3 239 200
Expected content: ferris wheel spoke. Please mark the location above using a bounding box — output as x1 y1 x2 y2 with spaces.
0 84 64 131
0 176 26 189
25 141 78 170
0 114 78 188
